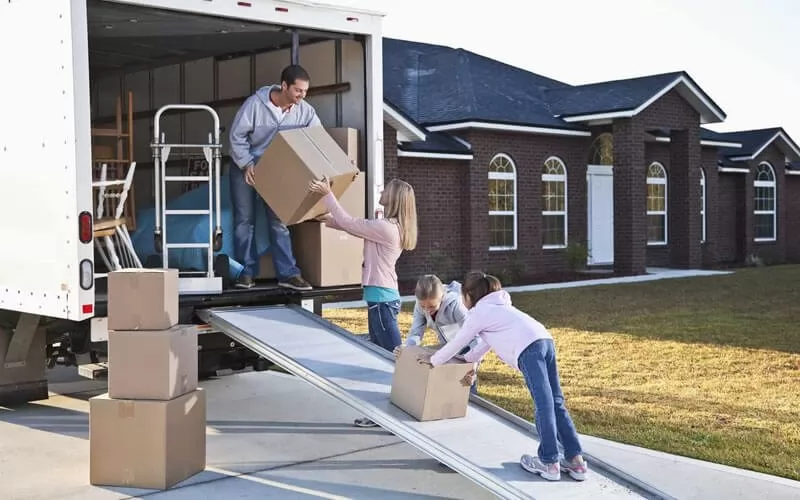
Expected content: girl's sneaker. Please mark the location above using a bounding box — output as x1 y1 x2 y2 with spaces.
560 456 588 481
520 454 560 481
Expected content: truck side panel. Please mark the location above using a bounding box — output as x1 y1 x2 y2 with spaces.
0 0 95 321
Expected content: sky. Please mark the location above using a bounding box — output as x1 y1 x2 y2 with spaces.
326 0 799 139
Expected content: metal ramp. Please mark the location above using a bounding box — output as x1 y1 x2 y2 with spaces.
199 305 671 500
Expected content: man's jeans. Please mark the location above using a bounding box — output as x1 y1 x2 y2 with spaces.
367 300 402 352
229 164 300 280
518 338 583 464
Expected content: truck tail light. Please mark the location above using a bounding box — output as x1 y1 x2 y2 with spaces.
80 259 94 290
78 211 92 243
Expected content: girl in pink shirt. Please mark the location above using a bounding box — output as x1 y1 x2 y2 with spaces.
419 271 588 482
309 176 418 428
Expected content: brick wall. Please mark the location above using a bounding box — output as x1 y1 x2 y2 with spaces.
747 144 788 264
701 149 721 266
395 157 467 281
717 173 743 263
787 174 800 262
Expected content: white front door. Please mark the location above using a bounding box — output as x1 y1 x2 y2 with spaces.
587 165 614 265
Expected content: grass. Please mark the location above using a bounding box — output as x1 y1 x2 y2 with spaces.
322 265 800 481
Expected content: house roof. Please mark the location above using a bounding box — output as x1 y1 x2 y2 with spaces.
645 127 743 148
715 128 800 162
383 38 585 132
547 72 726 124
398 131 472 157
383 38 726 134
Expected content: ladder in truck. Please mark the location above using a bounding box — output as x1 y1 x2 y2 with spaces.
198 305 673 500
152 104 224 295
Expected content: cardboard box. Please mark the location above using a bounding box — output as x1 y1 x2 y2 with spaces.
108 269 179 331
290 221 363 287
89 389 206 490
108 325 198 401
326 127 359 169
256 252 277 280
254 127 359 225
338 171 366 217
390 346 473 421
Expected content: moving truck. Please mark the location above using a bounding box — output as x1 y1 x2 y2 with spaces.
0 0 387 404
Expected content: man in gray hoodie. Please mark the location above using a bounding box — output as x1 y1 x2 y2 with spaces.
228 64 321 290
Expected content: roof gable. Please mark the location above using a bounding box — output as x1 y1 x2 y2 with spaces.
548 72 726 124
716 128 800 162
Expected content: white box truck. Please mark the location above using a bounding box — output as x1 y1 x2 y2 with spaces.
0 0 387 404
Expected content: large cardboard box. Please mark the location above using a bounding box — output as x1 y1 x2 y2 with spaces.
108 268 179 331
290 222 363 287
89 389 206 490
338 171 366 217
254 127 359 225
390 346 473 421
256 252 277 280
108 325 198 401
325 127 359 169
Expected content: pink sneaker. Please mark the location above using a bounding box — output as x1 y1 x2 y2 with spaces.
560 455 588 481
520 454 560 481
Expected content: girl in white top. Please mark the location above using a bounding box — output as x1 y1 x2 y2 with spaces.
418 271 588 482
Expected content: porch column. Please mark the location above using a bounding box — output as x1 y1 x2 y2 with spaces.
612 118 647 275
669 128 702 268
739 167 754 261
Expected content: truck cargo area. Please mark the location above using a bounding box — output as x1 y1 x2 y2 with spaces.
86 0 368 291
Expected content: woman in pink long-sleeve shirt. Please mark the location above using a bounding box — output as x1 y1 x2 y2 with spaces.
309 176 418 428
418 271 588 482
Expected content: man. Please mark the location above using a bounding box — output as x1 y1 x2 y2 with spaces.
228 64 320 290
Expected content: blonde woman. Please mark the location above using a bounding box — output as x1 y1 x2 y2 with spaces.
309 177 418 428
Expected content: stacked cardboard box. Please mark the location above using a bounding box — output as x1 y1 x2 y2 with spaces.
89 268 206 490
390 345 473 421
256 127 365 287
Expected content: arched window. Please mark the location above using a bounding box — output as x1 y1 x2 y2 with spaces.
700 168 706 243
754 162 776 241
590 133 614 165
488 154 517 250
542 157 568 248
646 162 668 245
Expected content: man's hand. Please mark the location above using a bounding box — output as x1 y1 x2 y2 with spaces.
244 165 256 186
460 369 476 387
393 345 404 358
308 176 332 195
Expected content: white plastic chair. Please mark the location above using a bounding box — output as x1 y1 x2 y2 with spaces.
92 162 142 276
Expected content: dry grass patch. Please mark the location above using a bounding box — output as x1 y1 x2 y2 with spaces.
323 265 800 480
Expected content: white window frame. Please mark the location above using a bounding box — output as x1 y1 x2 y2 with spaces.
754 161 777 242
542 156 568 249
647 161 668 246
488 153 518 251
700 168 706 243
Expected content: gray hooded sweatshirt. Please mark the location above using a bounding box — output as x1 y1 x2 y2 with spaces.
228 84 321 170
405 281 481 354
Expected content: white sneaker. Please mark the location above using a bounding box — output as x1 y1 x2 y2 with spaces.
520 454 560 481
560 456 588 481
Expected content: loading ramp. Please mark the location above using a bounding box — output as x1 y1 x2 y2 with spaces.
198 305 673 500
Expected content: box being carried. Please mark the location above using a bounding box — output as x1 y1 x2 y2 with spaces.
390 345 473 422
253 127 359 225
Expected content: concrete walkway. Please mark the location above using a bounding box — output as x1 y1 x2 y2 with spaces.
322 267 733 310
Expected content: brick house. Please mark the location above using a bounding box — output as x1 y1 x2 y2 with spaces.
379 38 800 283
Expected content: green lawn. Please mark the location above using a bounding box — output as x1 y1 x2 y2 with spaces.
323 265 800 480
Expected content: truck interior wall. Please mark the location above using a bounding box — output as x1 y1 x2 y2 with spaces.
90 39 366 210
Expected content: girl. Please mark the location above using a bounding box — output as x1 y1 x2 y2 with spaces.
417 271 588 482
395 274 483 395
308 176 418 428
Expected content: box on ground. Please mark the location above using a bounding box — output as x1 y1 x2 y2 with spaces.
290 221 363 287
390 345 472 421
107 268 179 331
89 389 206 490
108 325 199 401
254 126 359 226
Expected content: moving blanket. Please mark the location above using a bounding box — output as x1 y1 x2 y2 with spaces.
129 176 270 279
